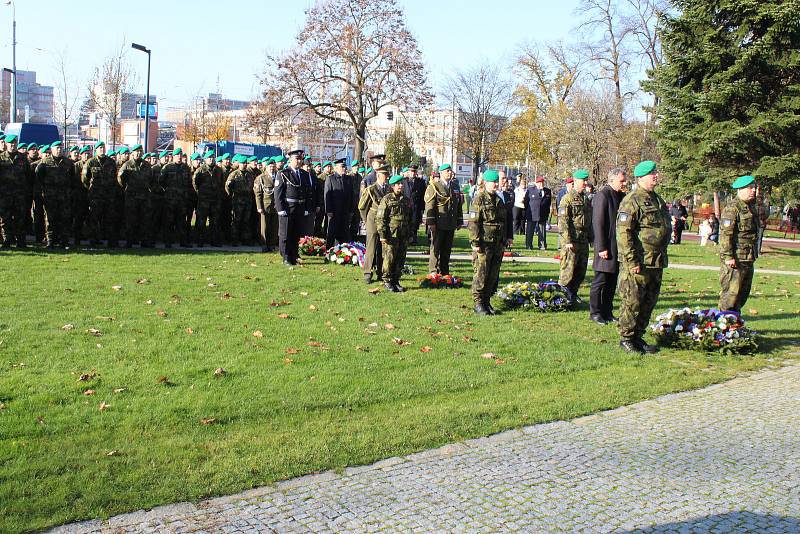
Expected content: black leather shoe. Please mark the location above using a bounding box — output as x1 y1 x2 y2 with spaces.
620 340 645 354
394 283 406 292
485 302 498 315
606 314 619 323
636 339 659 354
590 314 609 325
474 303 489 316
364 275 373 284
384 282 399 292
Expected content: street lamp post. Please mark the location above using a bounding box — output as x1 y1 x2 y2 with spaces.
131 42 151 151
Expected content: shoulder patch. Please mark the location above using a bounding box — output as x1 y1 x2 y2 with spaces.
559 208 566 216
470 212 477 220
722 219 732 227
618 212 629 223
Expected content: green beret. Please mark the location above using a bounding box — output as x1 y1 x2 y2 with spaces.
273 155 286 163
79 146 91 154
203 150 215 159
94 141 105 149
118 147 129 154
17 142 27 149
215 156 223 163
351 159 359 166
732 175 755 189
323 161 332 167
304 155 312 161
313 161 322 167
572 169 589 180
107 149 116 156
4 134 18 143
69 145 79 152
483 169 500 182
438 163 452 172
247 156 257 163
633 160 657 178
221 153 231 160
51 140 63 147
190 152 201 161
388 174 404 185
40 144 51 152
159 150 169 158
401 167 408 173
172 148 183 156
130 144 142 152
358 167 365 173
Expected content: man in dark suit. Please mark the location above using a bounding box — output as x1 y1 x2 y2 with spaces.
275 149 313 265
589 168 628 324
524 176 552 250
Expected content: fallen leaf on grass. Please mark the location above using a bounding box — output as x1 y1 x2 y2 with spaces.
253 330 264 338
748 309 758 316
87 328 102 337
208 283 217 287
214 367 226 377
95 316 114 321
277 313 290 319
392 337 411 346
384 323 395 330
113 387 127 393
357 317 366 322
480 353 506 365
136 278 149 285
98 401 110 411
185 327 194 334
0 402 5 410
106 450 122 457
83 389 95 396
300 291 309 296
157 310 168 317
146 299 154 305
157 376 172 385
77 370 98 381
221 292 232 300
285 348 300 355
200 417 217 425
307 341 323 347
284 358 295 364
270 299 291 307
111 285 122 291
309 305 318 311
420 346 433 353
368 287 381 294
62 323 75 331
36 416 45 425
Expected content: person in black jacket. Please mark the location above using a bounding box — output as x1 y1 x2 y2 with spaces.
523 176 552 250
324 158 353 247
275 149 313 265
670 198 689 244
589 168 627 324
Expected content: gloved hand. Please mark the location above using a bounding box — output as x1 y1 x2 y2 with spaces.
278 211 288 216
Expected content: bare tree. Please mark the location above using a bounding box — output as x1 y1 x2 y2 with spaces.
243 85 294 144
270 0 432 160
624 0 668 113
53 50 81 143
87 44 134 148
445 64 513 180
517 42 583 116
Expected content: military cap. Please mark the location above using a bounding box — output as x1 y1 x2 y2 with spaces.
323 161 332 167
273 155 287 163
107 149 116 156
304 155 312 161
231 154 243 163
375 163 390 173
221 153 231 160
247 156 258 163
94 141 105 149
17 142 27 149
117 146 129 154
350 159 359 166
28 144 39 150
215 156 223 163
287 149 304 157
79 146 91 155
4 134 18 143
0 134 5 141
535 176 544 183
266 156 276 164
483 169 500 182
159 150 169 158
172 148 183 155
633 160 657 178
572 169 589 180
438 163 452 172
129 144 142 152
358 167 365 173
260 156 269 163
313 161 322 167
370 154 385 160
333 157 346 165
401 167 408 173
40 144 51 152
388 174 404 185
732 175 755 189
190 152 201 161
565 177 574 184
69 145 79 152
203 150 215 159
51 140 63 147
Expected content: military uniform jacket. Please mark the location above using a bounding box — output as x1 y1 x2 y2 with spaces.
720 198 758 262
616 187 671 269
558 189 592 245
225 169 252 204
274 166 312 214
469 190 509 248
0 150 30 195
82 155 119 198
376 191 412 240
36 155 75 190
424 179 463 230
193 163 224 202
254 172 276 213
117 159 153 199
159 162 189 203
358 182 389 221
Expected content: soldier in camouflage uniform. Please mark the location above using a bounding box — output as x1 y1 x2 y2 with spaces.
0 135 31 248
377 174 412 292
255 157 279 252
469 169 512 315
159 148 190 248
35 141 75 248
358 164 391 284
193 151 224 247
224 155 253 246
557 169 593 304
82 142 120 247
718 175 759 313
25 144 45 243
424 163 464 275
616 160 671 354
186 152 201 240
117 144 153 248
71 146 91 245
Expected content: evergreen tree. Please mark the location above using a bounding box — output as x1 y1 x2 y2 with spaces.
385 124 416 173
645 0 800 193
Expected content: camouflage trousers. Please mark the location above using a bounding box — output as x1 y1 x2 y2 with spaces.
382 235 408 284
0 192 28 245
43 189 72 246
124 196 151 245
162 199 188 245
719 261 754 312
558 242 589 298
88 195 119 245
618 266 663 341
195 199 221 246
230 201 253 243
472 245 504 304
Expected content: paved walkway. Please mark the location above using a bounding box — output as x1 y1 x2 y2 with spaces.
52 362 800 533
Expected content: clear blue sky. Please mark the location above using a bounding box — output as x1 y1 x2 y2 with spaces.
2 0 579 109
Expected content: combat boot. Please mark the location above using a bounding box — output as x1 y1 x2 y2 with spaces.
636 339 659 354
384 282 399 292
484 301 498 315
474 302 489 315
619 339 645 354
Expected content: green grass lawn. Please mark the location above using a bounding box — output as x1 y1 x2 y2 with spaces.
1 244 799 532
